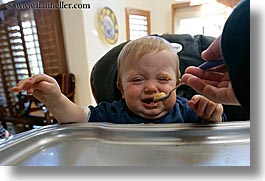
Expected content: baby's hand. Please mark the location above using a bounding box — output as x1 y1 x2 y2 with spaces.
12 74 62 106
188 95 223 122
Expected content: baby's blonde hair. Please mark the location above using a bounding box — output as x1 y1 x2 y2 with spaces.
116 36 180 89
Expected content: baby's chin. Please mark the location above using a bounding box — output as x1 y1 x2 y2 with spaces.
135 109 169 120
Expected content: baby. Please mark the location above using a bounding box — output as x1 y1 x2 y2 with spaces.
12 36 226 124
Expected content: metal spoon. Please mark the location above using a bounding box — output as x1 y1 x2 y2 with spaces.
153 60 225 103
153 87 177 102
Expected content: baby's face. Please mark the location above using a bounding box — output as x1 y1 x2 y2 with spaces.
119 51 180 119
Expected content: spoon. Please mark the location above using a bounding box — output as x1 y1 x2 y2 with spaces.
153 60 225 102
198 59 225 70
153 87 177 102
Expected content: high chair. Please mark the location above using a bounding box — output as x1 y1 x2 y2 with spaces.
90 34 249 121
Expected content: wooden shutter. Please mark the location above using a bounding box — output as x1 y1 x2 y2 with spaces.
125 8 150 40
34 0 67 75
0 8 32 106
0 0 67 107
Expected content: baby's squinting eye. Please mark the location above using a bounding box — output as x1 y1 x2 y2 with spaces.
158 75 171 81
131 77 144 82
158 78 167 81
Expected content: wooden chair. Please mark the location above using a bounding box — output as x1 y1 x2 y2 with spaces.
52 73 75 102
0 94 52 130
0 73 75 132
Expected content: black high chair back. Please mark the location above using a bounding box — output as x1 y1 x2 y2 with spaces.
90 34 249 121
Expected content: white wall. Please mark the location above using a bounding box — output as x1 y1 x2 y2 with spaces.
60 0 175 106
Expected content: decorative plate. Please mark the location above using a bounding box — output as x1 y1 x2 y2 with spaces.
98 7 119 44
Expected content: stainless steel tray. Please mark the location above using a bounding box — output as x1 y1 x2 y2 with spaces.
0 122 250 166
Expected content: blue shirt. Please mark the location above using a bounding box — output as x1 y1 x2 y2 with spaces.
88 96 226 124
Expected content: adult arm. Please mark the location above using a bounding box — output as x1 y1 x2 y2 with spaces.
221 0 250 113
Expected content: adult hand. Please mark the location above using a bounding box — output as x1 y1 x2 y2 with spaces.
201 36 222 60
182 65 240 105
182 35 240 105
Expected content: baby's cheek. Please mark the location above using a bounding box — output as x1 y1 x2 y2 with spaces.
164 94 176 109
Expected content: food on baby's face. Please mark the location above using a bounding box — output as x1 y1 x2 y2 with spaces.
164 74 170 81
152 75 171 102
153 92 166 102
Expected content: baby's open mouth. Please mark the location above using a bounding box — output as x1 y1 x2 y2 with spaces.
142 98 156 104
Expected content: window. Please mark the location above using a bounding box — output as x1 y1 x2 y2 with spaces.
0 0 67 107
21 10 43 76
171 0 239 37
125 8 150 40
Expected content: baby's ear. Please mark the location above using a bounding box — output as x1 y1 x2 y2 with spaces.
116 81 125 98
176 79 182 87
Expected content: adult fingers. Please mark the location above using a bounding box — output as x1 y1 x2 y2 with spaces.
201 36 222 60
184 66 228 82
